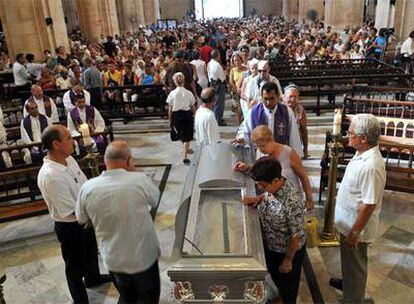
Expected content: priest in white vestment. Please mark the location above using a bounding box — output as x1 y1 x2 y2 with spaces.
23 85 59 123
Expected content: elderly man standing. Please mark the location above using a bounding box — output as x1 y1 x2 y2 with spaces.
37 125 111 304
235 82 303 158
284 84 309 158
76 141 161 304
244 60 282 109
194 87 221 146
207 49 227 125
24 85 59 123
331 114 386 304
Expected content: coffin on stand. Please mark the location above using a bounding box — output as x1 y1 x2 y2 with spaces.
168 143 267 303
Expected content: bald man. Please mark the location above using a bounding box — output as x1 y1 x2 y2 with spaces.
76 141 161 303
37 125 110 304
194 87 221 145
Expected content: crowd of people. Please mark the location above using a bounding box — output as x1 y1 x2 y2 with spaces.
0 15 395 304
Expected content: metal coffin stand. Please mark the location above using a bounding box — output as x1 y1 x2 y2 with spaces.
168 143 267 303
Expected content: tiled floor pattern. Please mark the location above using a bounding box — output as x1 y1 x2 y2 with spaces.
0 100 413 303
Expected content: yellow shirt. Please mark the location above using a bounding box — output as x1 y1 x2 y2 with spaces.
105 70 122 86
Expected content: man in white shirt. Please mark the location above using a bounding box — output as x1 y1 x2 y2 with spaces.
63 80 91 113
12 53 33 88
194 87 221 146
37 125 111 304
235 82 303 158
76 140 160 303
400 30 414 74
23 85 59 123
207 49 227 125
331 114 386 303
26 53 45 80
244 60 282 109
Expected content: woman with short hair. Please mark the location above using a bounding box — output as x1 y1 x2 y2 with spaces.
167 72 196 165
243 156 306 304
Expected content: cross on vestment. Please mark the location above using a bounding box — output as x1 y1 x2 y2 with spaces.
276 122 286 137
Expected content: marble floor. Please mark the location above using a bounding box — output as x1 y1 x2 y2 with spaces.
0 99 413 303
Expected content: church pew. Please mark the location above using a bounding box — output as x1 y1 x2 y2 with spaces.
0 132 111 222
318 131 414 203
5 121 114 146
341 96 414 134
351 85 414 101
1 131 111 170
270 58 405 79
13 84 168 122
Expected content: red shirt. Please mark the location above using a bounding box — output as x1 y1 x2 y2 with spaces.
199 45 213 63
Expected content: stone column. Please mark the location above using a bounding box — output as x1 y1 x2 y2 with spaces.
375 0 393 29
365 0 376 23
0 0 70 60
62 0 79 33
394 0 414 40
283 0 299 21
298 0 324 22
324 0 365 30
76 0 120 43
116 0 145 34
143 0 160 25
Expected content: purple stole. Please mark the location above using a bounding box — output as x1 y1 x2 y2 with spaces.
70 106 105 152
28 96 52 118
23 114 49 142
70 105 95 132
69 90 79 106
251 102 290 145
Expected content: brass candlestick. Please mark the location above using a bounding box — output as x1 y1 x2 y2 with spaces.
318 133 341 247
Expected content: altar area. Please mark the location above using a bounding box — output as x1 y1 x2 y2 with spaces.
0 103 413 303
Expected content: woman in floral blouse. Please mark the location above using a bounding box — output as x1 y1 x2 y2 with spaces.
243 156 306 304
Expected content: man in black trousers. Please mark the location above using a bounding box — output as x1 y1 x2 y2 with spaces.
37 125 111 303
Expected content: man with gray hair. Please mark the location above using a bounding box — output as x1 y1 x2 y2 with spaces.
24 85 59 123
284 84 309 158
331 114 386 303
76 140 161 303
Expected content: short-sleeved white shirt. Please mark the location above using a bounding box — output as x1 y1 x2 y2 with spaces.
76 169 160 273
37 156 88 222
334 146 386 242
194 106 220 145
166 86 195 112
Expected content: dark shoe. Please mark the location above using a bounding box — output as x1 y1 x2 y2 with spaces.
218 121 227 126
84 274 112 288
329 278 343 291
183 159 191 165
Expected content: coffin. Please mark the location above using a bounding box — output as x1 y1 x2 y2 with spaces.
168 143 267 303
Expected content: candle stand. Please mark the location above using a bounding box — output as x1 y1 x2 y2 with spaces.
318 133 341 247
